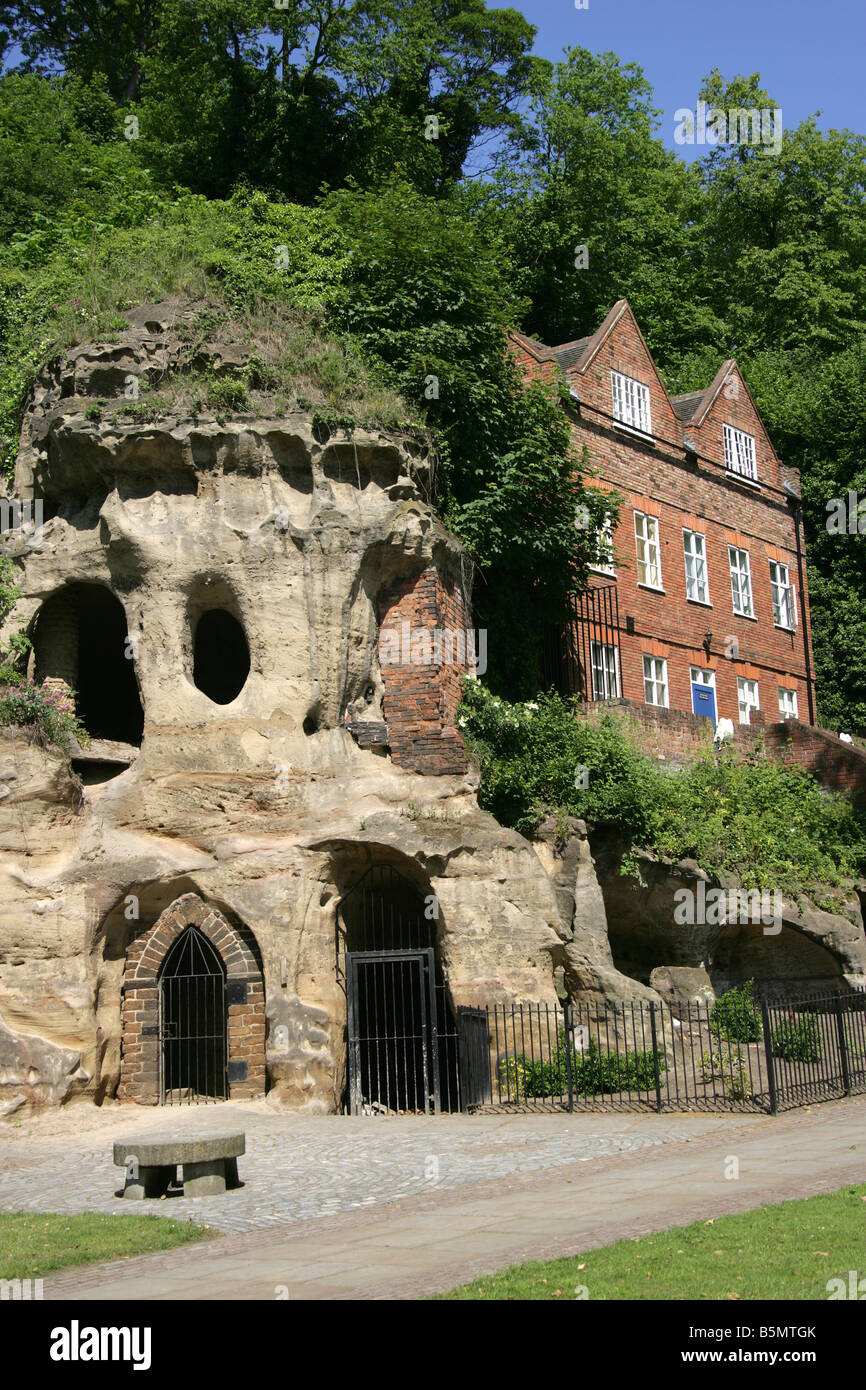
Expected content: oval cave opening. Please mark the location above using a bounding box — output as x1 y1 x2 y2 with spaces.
193 609 250 705
32 582 144 746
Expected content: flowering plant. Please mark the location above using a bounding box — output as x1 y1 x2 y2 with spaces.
0 676 89 750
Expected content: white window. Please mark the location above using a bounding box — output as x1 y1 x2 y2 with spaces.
778 687 798 721
690 666 716 690
635 512 662 589
590 641 620 700
729 546 754 617
723 424 757 481
611 370 652 435
737 677 760 725
590 512 616 575
769 560 796 629
643 655 669 707
683 529 709 604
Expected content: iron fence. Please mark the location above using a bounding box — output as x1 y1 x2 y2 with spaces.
457 989 866 1115
542 584 621 700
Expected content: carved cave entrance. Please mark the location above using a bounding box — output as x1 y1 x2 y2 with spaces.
118 892 266 1107
337 864 460 1115
159 926 227 1104
32 582 144 745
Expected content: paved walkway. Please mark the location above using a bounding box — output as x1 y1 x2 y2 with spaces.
3 1095 863 1300
0 1100 733 1234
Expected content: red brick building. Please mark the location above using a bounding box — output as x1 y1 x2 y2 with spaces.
510 300 816 731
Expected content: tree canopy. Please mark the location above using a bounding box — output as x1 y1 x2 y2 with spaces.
0 17 863 721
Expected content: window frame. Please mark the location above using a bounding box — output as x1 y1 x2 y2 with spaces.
778 687 799 721
634 511 663 590
589 510 616 576
729 546 755 618
683 528 710 605
611 370 652 437
737 676 760 725
723 423 758 482
590 640 620 700
769 559 797 630
642 654 669 708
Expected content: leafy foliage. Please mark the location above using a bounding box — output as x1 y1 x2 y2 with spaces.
710 982 763 1044
770 1017 822 1063
698 1047 752 1101
0 675 88 750
498 1030 666 1100
457 684 866 895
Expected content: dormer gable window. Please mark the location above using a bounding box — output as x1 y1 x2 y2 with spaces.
611 371 652 436
723 423 757 481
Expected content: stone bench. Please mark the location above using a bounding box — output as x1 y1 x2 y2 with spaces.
113 1132 245 1199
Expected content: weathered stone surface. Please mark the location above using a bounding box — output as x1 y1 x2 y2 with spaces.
0 307 565 1113
589 829 866 997
649 966 716 1009
112 1133 245 1166
532 816 658 1005
0 1012 90 1111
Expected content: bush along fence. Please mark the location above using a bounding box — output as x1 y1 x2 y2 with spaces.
456 985 866 1114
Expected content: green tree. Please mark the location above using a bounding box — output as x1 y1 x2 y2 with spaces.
324 178 611 694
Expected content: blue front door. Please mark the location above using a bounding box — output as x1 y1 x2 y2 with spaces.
692 683 716 723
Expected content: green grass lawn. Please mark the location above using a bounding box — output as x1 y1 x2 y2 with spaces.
0 1212 212 1280
437 1184 866 1300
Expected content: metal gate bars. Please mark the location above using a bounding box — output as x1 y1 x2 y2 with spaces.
337 864 460 1114
159 925 228 1105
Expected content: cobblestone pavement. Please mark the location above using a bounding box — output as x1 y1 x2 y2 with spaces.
0 1100 750 1235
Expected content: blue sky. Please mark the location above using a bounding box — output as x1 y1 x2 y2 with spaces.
523 0 865 156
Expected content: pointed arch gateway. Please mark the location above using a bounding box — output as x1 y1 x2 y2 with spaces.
119 893 266 1105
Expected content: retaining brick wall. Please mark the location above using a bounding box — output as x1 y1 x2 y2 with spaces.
580 699 866 804
377 562 470 776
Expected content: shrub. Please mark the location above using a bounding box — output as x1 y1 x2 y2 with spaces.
205 375 250 412
771 1017 822 1063
456 681 866 898
576 1039 667 1095
710 981 763 1042
498 1032 666 1100
699 1047 752 1100
0 676 88 750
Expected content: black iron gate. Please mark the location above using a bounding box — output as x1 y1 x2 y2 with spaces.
347 949 440 1114
337 864 460 1114
457 1006 493 1108
159 926 228 1105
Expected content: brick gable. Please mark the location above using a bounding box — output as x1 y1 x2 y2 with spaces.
514 302 817 731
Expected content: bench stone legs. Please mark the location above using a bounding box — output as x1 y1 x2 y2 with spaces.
182 1158 228 1197
121 1165 175 1200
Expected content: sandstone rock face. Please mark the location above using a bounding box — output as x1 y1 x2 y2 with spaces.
649 966 716 1011
0 305 565 1114
531 817 657 1005
590 830 866 999
0 1013 90 1113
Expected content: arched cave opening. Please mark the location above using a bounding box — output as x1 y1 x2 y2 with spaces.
32 583 144 745
192 609 250 705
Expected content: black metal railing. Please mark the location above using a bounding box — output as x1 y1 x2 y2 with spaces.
456 990 866 1115
542 584 621 700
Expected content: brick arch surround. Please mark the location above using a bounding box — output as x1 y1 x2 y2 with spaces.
118 892 266 1104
